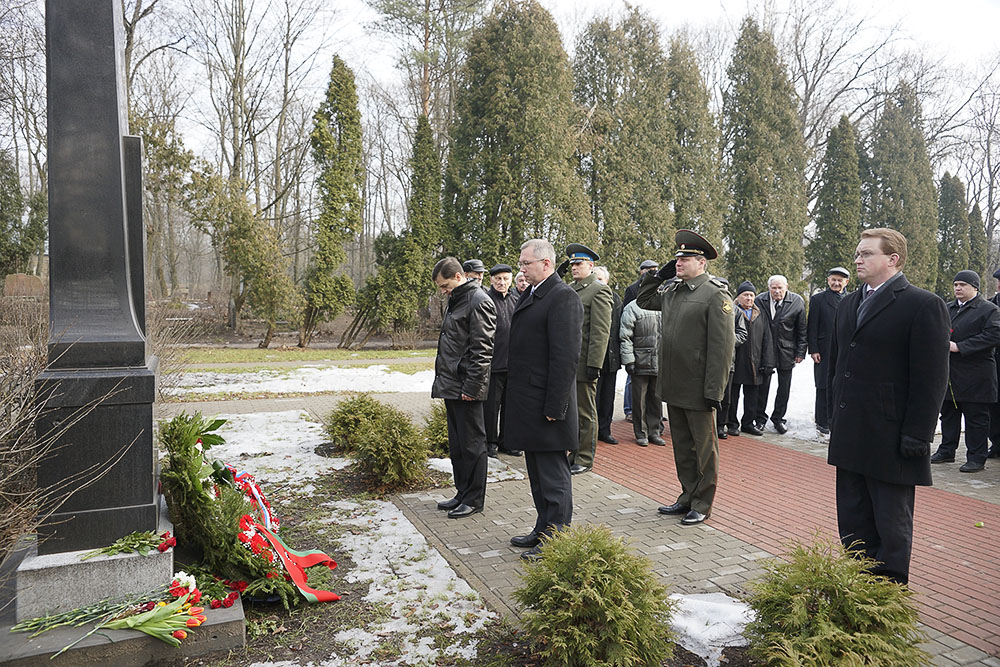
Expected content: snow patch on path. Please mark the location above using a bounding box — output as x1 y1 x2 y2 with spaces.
170 365 433 395
670 592 753 667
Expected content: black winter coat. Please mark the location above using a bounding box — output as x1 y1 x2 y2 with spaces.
945 294 1000 403
487 286 518 371
807 288 846 383
827 273 950 486
603 291 623 373
732 303 774 385
431 280 497 401
756 291 807 370
504 273 583 452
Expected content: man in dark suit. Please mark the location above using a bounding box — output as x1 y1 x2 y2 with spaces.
828 228 950 585
505 239 583 560
754 275 807 434
930 270 1000 472
807 267 850 435
988 267 1000 460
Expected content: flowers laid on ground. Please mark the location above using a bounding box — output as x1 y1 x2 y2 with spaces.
79 530 175 560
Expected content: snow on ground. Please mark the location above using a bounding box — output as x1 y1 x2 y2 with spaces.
170 365 434 395
670 593 753 667
428 455 526 482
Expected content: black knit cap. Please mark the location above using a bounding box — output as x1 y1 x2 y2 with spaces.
954 270 980 290
736 280 756 296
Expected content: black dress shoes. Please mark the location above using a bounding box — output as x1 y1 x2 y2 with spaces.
487 446 499 459
718 428 728 439
570 464 592 475
649 435 666 446
816 425 831 435
681 510 709 525
959 461 985 473
727 426 740 437
773 420 788 434
599 434 619 444
989 449 1000 459
520 545 544 561
510 532 542 548
498 447 523 457
741 425 764 436
437 497 460 511
447 504 482 518
930 451 955 464
657 502 690 515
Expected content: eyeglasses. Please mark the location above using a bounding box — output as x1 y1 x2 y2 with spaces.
517 258 544 268
854 250 887 260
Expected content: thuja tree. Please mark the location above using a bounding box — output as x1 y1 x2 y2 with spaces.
936 173 971 298
722 18 808 292
866 82 938 291
444 0 589 264
0 150 26 276
573 7 673 289
969 203 988 290
300 55 363 347
808 116 861 289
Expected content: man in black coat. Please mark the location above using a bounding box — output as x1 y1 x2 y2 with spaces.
505 239 583 560
807 267 850 435
484 264 521 458
828 228 950 585
729 281 775 435
754 275 807 434
930 270 1000 472
594 266 623 445
431 257 497 519
989 267 1000 459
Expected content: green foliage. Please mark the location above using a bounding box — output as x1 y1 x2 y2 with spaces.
323 393 427 489
573 8 674 289
936 172 971 298
445 0 589 264
0 150 29 276
722 18 808 291
423 400 450 455
809 116 861 288
968 203 988 286
865 82 938 291
80 531 161 560
513 524 676 667
745 535 930 666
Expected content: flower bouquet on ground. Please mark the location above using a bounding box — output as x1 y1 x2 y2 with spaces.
159 412 339 609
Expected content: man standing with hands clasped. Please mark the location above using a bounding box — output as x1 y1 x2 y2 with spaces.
638 230 734 526
827 228 949 585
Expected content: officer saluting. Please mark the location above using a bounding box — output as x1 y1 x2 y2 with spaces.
637 230 735 525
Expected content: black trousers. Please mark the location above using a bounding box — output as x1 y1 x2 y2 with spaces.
717 371 734 430
938 399 990 465
444 399 488 509
813 363 829 429
756 368 792 424
835 467 915 585
524 450 572 535
596 367 617 438
630 374 662 439
728 383 760 429
989 400 1000 454
484 371 507 449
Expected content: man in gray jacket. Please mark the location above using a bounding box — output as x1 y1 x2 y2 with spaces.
431 257 497 519
620 298 664 446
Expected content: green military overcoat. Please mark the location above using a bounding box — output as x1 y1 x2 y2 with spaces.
571 273 614 381
636 271 735 410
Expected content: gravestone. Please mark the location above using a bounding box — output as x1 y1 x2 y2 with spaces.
33 0 158 555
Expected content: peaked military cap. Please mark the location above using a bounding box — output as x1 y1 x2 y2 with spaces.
463 258 486 273
489 263 513 276
674 229 718 260
639 259 658 271
566 243 599 263
828 266 850 278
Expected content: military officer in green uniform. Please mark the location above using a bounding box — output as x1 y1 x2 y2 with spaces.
565 243 614 475
637 230 735 524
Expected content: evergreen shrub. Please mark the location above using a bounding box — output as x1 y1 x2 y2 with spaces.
322 393 391 452
513 524 676 667
422 400 449 455
746 535 930 666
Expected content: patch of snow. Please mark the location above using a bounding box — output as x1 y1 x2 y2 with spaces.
168 365 433 395
428 456 525 482
669 592 753 667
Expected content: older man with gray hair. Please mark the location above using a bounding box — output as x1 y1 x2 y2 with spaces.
753 274 807 434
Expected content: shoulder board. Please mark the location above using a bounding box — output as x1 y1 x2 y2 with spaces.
708 278 726 289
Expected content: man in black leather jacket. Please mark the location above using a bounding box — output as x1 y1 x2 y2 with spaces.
431 257 497 518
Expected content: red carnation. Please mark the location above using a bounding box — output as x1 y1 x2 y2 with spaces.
210 599 222 609
190 589 202 603
221 597 234 608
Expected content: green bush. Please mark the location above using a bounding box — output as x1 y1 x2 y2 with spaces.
323 393 392 452
513 524 676 667
422 400 449 455
746 535 930 666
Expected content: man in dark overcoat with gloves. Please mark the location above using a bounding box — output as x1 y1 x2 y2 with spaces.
828 228 950 585
807 267 850 435
930 270 1000 472
504 239 583 560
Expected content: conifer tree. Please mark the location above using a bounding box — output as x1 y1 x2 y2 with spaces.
301 55 363 347
936 172 970 298
444 0 588 265
808 116 861 288
722 18 808 291
0 150 27 276
666 36 727 271
866 82 938 290
968 203 988 288
572 7 673 288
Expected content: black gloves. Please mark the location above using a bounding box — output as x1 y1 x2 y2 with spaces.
656 260 677 281
900 435 930 459
760 367 774 376
586 366 600 381
625 363 635 375
706 399 722 412
557 259 570 278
